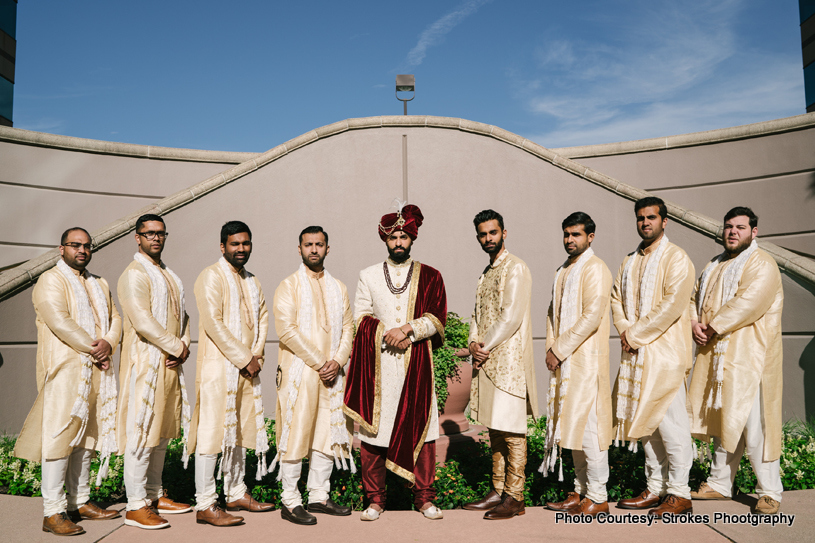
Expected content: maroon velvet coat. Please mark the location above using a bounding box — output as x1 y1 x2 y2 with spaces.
343 263 446 483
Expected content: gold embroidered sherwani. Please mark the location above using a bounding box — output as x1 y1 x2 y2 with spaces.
273 268 354 460
116 260 190 450
688 248 783 461
189 262 269 455
15 266 122 462
546 255 613 451
611 240 695 439
469 251 539 433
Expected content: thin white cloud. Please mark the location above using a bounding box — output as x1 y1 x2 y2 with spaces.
516 0 803 147
406 0 492 66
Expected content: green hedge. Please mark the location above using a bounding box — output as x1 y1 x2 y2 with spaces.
3 418 814 509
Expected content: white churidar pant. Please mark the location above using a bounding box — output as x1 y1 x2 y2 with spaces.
706 387 783 502
280 449 335 508
41 447 92 516
640 384 693 499
571 396 609 503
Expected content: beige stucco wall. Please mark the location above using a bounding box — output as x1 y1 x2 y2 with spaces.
1 118 813 437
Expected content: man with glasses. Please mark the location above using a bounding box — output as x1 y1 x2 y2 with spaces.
117 214 193 529
14 228 122 536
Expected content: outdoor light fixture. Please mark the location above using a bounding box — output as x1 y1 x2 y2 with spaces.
396 74 415 115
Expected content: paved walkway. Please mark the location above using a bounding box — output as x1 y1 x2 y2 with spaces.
2 491 811 543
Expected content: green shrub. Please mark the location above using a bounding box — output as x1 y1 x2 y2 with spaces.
433 312 469 413
3 418 815 509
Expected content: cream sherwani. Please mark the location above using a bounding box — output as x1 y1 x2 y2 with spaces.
190 261 269 509
117 259 190 510
611 238 695 499
15 265 122 515
469 251 539 431
273 267 354 507
546 254 612 503
689 248 783 501
353 258 441 447
468 250 538 502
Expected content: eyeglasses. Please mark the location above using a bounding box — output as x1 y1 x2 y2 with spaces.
62 243 92 250
137 231 169 240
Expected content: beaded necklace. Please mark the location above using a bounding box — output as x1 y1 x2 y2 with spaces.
383 260 413 295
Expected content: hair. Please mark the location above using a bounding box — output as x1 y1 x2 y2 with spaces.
299 225 328 245
723 206 758 229
634 196 668 220
220 221 252 244
561 212 596 235
60 227 91 246
473 209 504 231
135 213 165 232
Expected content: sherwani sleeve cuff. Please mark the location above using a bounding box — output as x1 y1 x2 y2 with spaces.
408 316 436 342
482 263 531 351
195 268 254 369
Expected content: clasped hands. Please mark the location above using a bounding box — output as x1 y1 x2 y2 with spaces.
384 325 413 351
469 341 490 370
89 339 112 370
165 342 191 369
691 320 717 346
240 355 263 379
319 360 340 386
620 331 637 355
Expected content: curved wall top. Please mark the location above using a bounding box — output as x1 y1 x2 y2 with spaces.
1 114 814 303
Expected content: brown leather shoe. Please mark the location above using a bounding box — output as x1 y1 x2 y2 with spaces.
462 490 503 511
483 494 525 520
67 502 121 521
196 504 244 527
617 490 661 509
43 513 85 536
124 505 170 529
648 494 692 518
226 492 274 512
545 492 583 512
691 482 729 500
151 490 192 514
281 504 317 525
567 497 609 517
308 498 352 516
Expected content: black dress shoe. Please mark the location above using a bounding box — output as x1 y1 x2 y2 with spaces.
281 504 317 525
308 499 352 516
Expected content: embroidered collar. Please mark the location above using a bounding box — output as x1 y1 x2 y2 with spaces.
490 249 509 269
386 257 413 268
638 235 664 255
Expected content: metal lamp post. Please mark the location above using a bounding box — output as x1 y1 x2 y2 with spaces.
396 74 415 115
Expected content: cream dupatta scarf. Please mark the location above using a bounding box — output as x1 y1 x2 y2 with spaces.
540 248 594 481
54 259 118 485
131 253 192 466
614 237 669 450
269 264 355 478
218 257 270 480
695 239 758 410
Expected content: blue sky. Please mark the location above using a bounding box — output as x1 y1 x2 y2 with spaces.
12 0 806 152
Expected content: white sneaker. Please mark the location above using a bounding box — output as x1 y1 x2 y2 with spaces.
421 504 443 520
360 507 381 521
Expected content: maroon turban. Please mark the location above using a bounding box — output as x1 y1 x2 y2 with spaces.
378 204 424 241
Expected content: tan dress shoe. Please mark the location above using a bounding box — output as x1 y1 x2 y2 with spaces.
567 498 609 517
226 492 274 512
648 495 692 517
196 504 244 526
483 494 525 520
68 502 121 521
754 496 780 514
617 490 661 509
125 505 170 530
152 490 192 514
462 490 503 511
691 482 729 500
43 512 85 536
545 492 583 511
